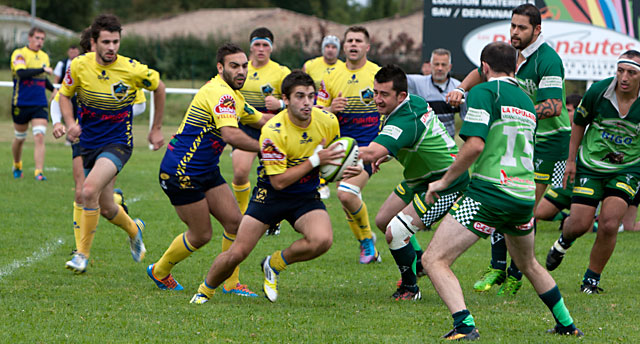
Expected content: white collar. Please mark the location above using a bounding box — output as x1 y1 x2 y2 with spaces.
520 34 545 59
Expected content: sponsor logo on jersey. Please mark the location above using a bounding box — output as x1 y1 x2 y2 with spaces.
601 131 632 145
516 77 536 98
142 79 151 87
255 188 267 203
261 83 274 97
214 94 236 115
179 175 192 189
268 122 282 133
360 87 374 105
111 81 130 101
501 106 536 125
347 74 358 85
160 173 170 180
534 172 550 181
64 67 74 86
473 221 495 235
98 70 109 81
249 72 259 81
300 132 313 144
261 138 285 162
580 177 588 186
317 81 329 101
13 54 26 65
380 125 403 140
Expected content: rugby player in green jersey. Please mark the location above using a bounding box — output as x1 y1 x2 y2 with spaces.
423 42 582 340
546 50 640 294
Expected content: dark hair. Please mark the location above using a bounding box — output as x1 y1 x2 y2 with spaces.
90 14 122 41
216 42 244 65
28 27 45 37
79 27 92 53
374 64 408 94
68 44 78 50
281 70 315 99
250 27 274 43
566 94 582 109
344 26 370 42
480 42 517 75
512 4 541 27
621 49 640 60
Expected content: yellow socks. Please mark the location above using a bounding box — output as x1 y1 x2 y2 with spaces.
13 161 22 170
232 182 251 213
154 232 197 279
34 169 43 177
350 202 373 240
78 207 100 257
270 250 288 273
345 211 364 241
197 280 216 299
107 205 138 238
73 202 83 251
222 231 241 289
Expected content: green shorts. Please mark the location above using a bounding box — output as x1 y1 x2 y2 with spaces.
393 180 463 227
543 185 573 211
449 194 534 239
572 173 640 207
534 157 565 187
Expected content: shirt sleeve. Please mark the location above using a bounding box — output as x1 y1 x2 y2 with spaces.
59 58 79 97
238 102 263 125
459 86 493 141
10 50 26 73
260 124 288 176
373 114 418 156
572 83 598 127
130 58 160 91
207 90 241 129
535 55 564 103
316 79 333 107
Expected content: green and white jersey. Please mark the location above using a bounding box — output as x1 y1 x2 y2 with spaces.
373 94 467 190
515 36 570 160
574 76 640 177
461 77 537 213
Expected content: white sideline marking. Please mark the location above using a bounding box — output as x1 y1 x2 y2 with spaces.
127 197 141 204
0 238 64 281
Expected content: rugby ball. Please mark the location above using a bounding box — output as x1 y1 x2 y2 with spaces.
320 137 359 183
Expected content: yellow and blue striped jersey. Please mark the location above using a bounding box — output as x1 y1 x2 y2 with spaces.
10 46 50 107
59 52 160 149
303 56 344 90
160 75 263 176
257 107 340 194
240 60 290 113
317 61 380 146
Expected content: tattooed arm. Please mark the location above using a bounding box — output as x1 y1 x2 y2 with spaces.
535 98 562 120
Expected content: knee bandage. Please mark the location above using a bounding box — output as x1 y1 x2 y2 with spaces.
14 130 27 140
32 125 46 136
338 182 362 199
387 212 419 250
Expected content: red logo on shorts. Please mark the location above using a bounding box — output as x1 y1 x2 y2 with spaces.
473 222 495 235
214 94 236 115
516 218 535 231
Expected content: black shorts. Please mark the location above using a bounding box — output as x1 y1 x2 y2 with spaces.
245 184 326 227
71 141 82 159
12 106 48 125
159 167 227 206
81 143 132 175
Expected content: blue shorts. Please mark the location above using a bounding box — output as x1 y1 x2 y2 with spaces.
159 166 227 206
12 106 48 125
245 184 326 227
81 143 132 175
71 141 82 159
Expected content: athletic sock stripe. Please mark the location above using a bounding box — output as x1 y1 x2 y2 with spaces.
182 233 195 252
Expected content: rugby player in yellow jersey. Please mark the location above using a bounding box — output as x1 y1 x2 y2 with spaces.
234 28 290 235
303 34 344 199
59 14 166 274
10 27 54 180
190 71 345 304
317 26 382 264
148 43 267 296
51 28 144 256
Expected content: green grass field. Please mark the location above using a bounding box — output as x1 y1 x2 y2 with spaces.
1 122 639 343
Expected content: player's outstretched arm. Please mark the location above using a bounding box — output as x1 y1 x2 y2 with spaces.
446 69 481 107
269 140 343 190
220 126 260 152
148 80 166 150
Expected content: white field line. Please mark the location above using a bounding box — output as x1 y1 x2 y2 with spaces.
0 238 65 281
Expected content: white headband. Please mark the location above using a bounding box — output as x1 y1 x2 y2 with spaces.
617 58 640 71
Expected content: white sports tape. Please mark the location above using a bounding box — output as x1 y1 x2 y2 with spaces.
133 102 146 117
387 212 419 250
32 125 47 136
338 182 361 198
50 99 62 125
15 130 27 140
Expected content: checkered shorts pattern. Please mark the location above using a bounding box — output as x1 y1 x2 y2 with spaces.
451 196 482 227
551 160 566 188
421 191 461 226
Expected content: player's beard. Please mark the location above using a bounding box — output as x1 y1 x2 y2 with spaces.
511 32 534 50
223 69 244 90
